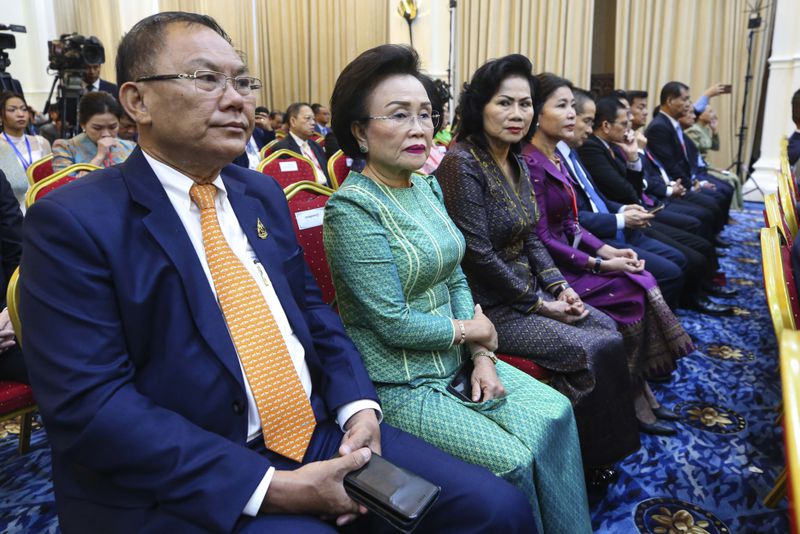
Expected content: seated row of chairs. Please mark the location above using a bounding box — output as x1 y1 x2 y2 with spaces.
761 137 800 531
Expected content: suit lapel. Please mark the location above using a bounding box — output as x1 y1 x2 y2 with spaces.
121 149 246 390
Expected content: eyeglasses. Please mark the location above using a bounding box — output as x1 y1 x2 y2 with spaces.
135 69 262 96
364 111 440 130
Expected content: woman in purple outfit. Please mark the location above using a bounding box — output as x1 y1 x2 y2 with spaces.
523 73 695 436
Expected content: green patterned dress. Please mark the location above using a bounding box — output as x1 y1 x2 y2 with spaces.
323 171 592 534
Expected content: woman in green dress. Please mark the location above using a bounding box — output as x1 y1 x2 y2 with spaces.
323 44 591 534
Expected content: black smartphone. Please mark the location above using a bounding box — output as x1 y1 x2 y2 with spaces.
344 453 441 532
446 359 475 402
647 204 665 214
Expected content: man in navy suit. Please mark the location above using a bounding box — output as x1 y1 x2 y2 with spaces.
273 102 330 185
83 63 120 101
579 96 733 315
312 103 332 136
20 12 534 534
790 89 800 167
562 90 685 310
645 81 726 238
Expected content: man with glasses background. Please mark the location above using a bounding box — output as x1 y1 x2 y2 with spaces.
20 11 532 534
273 102 330 186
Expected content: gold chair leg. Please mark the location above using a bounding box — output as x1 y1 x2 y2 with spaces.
17 411 32 455
764 468 787 508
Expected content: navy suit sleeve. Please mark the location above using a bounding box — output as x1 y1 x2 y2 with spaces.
0 171 22 298
789 132 800 166
645 118 689 184
577 139 639 204
20 196 271 532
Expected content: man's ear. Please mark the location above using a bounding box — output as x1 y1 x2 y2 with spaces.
119 81 151 127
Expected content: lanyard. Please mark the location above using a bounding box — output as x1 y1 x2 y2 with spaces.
3 132 32 170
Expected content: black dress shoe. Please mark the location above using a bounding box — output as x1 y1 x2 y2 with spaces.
585 467 617 493
702 284 738 298
715 237 731 248
639 420 677 436
652 405 680 421
684 296 734 316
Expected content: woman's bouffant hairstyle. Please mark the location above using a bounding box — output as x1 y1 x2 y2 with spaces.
330 44 423 159
457 54 534 154
525 73 574 141
78 91 123 125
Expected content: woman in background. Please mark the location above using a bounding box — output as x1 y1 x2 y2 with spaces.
523 73 694 437
0 91 52 206
323 44 590 533
52 91 134 174
436 54 639 490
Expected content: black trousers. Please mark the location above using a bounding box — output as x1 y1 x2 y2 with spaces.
645 221 717 297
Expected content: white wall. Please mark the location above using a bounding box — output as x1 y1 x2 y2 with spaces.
749 0 800 199
388 0 452 81
1 0 57 110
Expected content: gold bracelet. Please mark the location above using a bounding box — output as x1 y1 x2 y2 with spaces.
458 320 466 344
471 350 498 365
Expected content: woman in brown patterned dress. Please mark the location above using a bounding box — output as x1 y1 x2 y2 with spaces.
436 55 640 488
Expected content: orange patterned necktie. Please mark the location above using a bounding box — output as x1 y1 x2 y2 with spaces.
190 183 316 462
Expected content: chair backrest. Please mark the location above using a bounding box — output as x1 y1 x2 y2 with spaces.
259 139 280 160
765 193 793 246
276 130 287 139
762 226 797 338
326 150 353 190
257 149 318 191
779 170 799 237
27 154 54 185
309 132 325 148
6 267 21 348
285 182 336 305
25 163 101 208
781 329 800 533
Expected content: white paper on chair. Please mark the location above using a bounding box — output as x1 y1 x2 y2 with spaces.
345 158 353 167
279 161 299 172
295 207 325 230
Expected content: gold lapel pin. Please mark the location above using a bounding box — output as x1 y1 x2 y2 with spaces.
257 218 268 239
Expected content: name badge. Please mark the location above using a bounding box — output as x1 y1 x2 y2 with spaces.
279 161 299 172
295 207 325 230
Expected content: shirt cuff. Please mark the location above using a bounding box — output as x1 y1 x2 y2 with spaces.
666 186 673 197
243 466 275 517
336 400 383 431
627 158 642 171
694 95 709 113
615 213 626 230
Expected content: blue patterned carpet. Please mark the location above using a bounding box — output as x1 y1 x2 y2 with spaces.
591 202 789 533
0 203 787 533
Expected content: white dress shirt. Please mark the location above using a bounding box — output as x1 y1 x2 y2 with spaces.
290 131 327 185
142 152 381 516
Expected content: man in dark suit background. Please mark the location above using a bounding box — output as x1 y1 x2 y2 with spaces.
312 103 331 136
83 62 119 101
562 90 686 310
0 170 24 382
273 102 330 185
790 89 800 167
20 12 534 533
645 81 726 237
579 96 734 315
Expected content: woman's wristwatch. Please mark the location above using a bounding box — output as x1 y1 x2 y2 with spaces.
552 282 570 298
471 350 498 365
591 257 603 274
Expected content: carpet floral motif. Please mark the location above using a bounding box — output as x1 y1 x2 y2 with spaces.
700 343 755 363
635 498 730 534
674 402 746 434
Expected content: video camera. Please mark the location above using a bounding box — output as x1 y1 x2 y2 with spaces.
47 33 105 72
0 24 26 93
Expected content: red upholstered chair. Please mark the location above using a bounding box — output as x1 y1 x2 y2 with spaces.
258 149 320 192
285 183 336 305
326 150 354 190
1 268 37 455
782 243 800 326
310 132 325 148
25 163 100 208
495 353 552 381
259 139 280 160
27 154 54 185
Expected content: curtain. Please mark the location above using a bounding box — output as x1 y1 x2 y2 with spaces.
455 0 594 93
256 0 389 113
615 0 775 172
53 0 123 83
